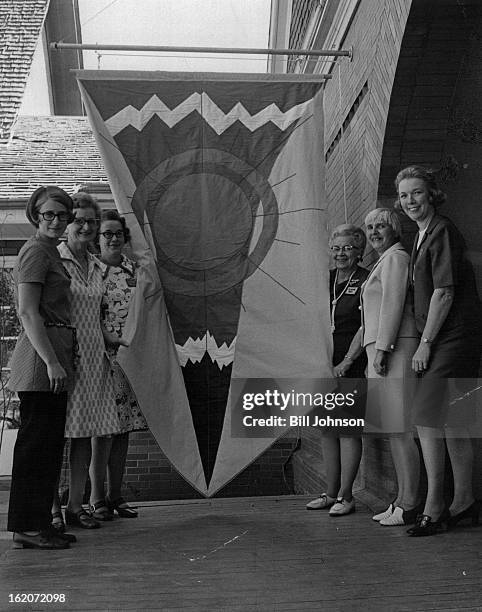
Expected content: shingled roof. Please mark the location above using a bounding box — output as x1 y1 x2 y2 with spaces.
0 115 110 200
0 0 50 145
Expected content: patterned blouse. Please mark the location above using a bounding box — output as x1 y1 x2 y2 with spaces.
101 255 148 432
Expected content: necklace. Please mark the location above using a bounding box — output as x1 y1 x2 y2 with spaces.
331 268 357 332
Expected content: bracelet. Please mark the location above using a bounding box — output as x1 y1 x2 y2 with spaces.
344 355 354 363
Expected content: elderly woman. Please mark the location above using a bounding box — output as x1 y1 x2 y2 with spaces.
7 186 76 549
341 208 421 525
99 209 148 517
51 192 120 530
361 208 421 526
306 224 369 516
396 166 481 536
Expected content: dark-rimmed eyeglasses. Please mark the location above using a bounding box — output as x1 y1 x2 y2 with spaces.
99 230 125 240
38 211 71 222
330 245 355 253
72 217 99 227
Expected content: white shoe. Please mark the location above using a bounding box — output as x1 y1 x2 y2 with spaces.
372 503 394 522
306 493 336 510
380 506 404 526
329 497 355 516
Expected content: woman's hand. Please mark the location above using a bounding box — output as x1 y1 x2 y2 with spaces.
47 361 68 394
373 349 389 376
412 342 431 373
334 358 352 378
102 328 129 348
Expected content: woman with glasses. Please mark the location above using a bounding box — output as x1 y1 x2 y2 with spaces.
51 192 120 531
98 210 148 518
7 186 76 549
357 208 421 526
306 224 368 516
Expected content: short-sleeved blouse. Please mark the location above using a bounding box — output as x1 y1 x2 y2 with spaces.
101 255 148 433
8 234 75 392
58 242 119 438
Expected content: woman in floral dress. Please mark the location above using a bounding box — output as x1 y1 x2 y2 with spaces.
99 209 148 518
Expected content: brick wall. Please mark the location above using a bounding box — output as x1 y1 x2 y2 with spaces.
290 0 482 503
122 432 298 501
290 0 413 502
58 432 299 502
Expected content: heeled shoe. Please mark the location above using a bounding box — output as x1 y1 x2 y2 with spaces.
372 503 394 522
106 496 138 518
380 503 422 526
46 525 77 544
65 508 100 529
447 501 480 531
329 497 355 516
407 509 449 537
90 500 114 521
12 531 69 550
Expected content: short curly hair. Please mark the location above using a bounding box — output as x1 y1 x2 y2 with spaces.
364 207 402 240
71 191 102 219
329 223 367 257
394 166 446 210
99 209 131 243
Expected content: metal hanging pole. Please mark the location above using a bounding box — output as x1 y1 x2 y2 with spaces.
50 42 353 59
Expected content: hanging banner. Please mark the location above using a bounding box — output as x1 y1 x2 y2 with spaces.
76 70 332 496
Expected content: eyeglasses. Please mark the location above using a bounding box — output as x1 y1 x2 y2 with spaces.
38 211 71 222
99 230 125 240
72 217 99 227
330 245 356 253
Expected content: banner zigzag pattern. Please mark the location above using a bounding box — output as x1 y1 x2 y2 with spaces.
176 330 236 367
105 92 313 136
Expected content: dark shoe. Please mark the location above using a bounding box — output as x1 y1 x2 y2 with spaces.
46 526 77 544
90 500 114 521
65 508 100 529
13 531 69 550
447 500 480 531
106 496 138 518
407 510 448 537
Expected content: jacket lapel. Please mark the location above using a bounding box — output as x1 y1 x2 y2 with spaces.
410 214 439 281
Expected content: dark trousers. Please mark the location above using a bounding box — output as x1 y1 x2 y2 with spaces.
7 392 67 532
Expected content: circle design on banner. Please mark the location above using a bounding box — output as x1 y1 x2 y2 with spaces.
131 148 278 296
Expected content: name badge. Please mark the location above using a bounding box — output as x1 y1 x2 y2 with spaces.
346 287 358 295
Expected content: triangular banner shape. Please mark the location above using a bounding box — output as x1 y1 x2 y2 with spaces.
76 70 332 496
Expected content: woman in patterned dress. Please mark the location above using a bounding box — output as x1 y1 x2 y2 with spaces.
99 210 148 518
52 192 120 530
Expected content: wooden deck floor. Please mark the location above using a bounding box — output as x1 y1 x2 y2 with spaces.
0 494 481 611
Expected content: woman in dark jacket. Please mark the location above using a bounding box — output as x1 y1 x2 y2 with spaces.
396 165 481 536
